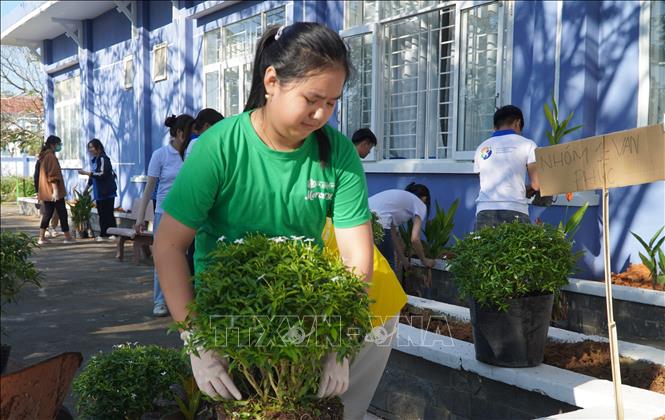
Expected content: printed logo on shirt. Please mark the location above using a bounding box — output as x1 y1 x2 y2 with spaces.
305 178 335 201
480 146 492 160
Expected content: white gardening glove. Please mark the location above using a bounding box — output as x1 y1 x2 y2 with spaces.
180 331 242 400
317 352 349 398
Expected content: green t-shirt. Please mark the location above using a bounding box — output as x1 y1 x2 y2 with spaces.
162 111 370 274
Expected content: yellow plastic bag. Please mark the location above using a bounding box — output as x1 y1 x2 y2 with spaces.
322 219 407 327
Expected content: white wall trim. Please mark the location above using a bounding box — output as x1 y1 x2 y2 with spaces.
637 0 650 127
363 160 476 174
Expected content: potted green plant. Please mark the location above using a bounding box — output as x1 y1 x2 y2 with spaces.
67 188 94 238
72 343 190 419
179 234 372 418
448 222 581 367
0 231 42 373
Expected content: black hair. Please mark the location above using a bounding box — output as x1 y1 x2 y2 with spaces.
351 128 377 145
41 135 61 153
194 108 224 132
87 138 106 155
244 22 353 167
493 105 524 130
165 114 195 160
405 182 431 217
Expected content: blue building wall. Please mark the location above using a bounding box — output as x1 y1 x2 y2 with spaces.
30 0 662 278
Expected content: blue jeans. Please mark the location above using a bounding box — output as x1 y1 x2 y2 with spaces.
153 212 165 306
475 210 530 230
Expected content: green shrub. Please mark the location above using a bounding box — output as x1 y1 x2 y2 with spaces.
1 231 41 320
0 176 35 201
180 234 372 415
72 344 190 419
449 222 580 311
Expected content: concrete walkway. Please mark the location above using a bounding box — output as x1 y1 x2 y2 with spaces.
1 202 178 411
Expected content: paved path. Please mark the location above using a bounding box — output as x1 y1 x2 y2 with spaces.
1 202 178 411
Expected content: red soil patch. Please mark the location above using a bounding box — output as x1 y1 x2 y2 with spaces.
611 263 664 291
400 310 665 394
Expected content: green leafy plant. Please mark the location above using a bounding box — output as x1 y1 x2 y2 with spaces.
67 188 94 235
630 226 665 288
449 222 581 311
370 211 385 246
1 231 41 332
544 94 582 146
559 202 589 238
397 200 459 260
422 199 459 259
72 343 190 419
179 234 372 417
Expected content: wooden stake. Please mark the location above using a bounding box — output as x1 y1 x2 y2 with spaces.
602 187 624 420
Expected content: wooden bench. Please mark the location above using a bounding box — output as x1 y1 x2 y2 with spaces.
107 201 154 265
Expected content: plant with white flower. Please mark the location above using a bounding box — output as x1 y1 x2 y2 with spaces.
180 233 372 417
73 344 189 418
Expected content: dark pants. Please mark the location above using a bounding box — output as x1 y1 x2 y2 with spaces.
475 210 530 230
377 228 395 271
96 198 117 237
40 199 70 232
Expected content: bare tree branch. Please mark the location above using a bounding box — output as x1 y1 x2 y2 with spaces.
1 45 44 155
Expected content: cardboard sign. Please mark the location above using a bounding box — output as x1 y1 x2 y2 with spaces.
535 124 665 195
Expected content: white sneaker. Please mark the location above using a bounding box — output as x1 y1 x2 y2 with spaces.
153 304 169 317
62 238 76 244
48 227 59 237
108 235 117 241
95 236 106 242
37 238 50 245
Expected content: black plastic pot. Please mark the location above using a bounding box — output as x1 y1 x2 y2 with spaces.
470 294 554 367
1 344 11 374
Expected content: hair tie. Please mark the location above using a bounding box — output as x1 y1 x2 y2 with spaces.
275 25 285 41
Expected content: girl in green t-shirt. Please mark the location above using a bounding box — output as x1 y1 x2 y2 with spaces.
154 23 383 418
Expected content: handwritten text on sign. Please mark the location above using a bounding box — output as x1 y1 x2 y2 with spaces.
535 124 665 196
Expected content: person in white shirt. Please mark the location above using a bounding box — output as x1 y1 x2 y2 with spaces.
473 105 540 230
369 183 435 270
134 113 195 316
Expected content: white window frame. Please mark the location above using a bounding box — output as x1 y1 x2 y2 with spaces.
54 74 82 168
340 0 514 173
202 3 292 116
152 42 168 82
123 55 134 89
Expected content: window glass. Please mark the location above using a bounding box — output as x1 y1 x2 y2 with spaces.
342 33 373 137
205 70 220 110
54 75 81 161
457 2 500 153
383 8 455 159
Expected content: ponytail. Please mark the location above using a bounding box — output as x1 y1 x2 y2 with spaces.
164 114 195 160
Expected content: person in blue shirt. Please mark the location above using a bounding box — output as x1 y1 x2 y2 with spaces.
79 138 118 241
